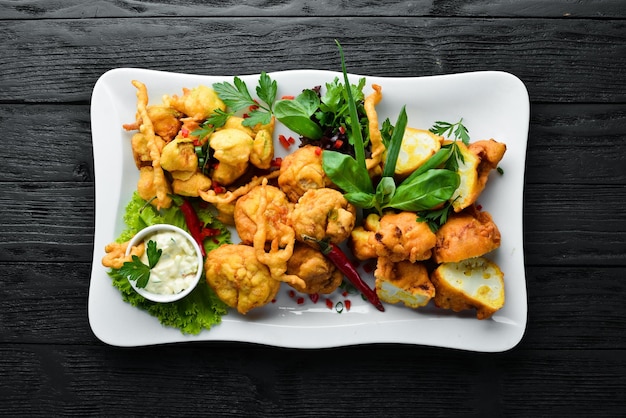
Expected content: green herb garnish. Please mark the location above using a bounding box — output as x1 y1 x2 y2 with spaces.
430 118 470 145
118 240 162 288
212 71 277 127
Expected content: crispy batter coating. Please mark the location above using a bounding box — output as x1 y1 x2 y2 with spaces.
131 80 171 209
374 257 435 308
164 85 226 121
130 132 165 169
234 184 293 247
137 166 172 207
145 105 182 142
290 188 356 244
250 128 274 169
469 138 507 197
433 206 501 263
160 138 198 180
101 241 144 269
286 243 343 294
205 244 280 314
431 257 505 319
278 145 332 202
210 128 254 186
361 211 436 262
364 84 384 177
171 172 212 197
449 141 480 212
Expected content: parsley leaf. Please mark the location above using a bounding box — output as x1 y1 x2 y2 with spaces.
212 71 277 128
417 202 455 232
430 118 470 145
118 240 162 289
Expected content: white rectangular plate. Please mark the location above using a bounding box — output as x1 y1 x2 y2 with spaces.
89 68 529 351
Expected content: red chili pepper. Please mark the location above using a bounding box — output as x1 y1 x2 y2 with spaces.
278 134 291 149
314 147 322 156
178 198 208 257
334 139 344 149
181 127 189 138
281 95 295 100
304 236 385 312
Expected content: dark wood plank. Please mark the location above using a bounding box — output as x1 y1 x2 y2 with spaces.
0 0 624 18
1 18 624 103
0 344 624 416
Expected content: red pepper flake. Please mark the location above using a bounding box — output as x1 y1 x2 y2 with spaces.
243 113 249 119
288 290 296 299
181 127 190 138
281 95 295 100
249 104 259 111
296 297 305 305
325 298 333 309
338 126 346 134
333 139 344 149
278 134 291 149
476 204 483 211
270 157 283 168
213 184 225 194
271 299 277 303
314 147 322 156
345 299 351 311
288 136 295 144
309 293 319 303
342 291 348 297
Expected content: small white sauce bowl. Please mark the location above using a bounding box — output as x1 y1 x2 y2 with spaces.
125 224 203 303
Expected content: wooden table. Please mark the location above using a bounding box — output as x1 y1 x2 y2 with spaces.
1 1 625 415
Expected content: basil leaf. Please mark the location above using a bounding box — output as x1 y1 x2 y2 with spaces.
344 191 376 209
375 177 396 209
398 146 453 187
274 90 323 139
322 150 374 194
387 169 460 211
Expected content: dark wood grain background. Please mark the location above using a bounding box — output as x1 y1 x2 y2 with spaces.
1 1 625 416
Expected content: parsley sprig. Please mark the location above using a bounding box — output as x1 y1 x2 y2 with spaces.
430 118 470 145
212 72 277 127
119 240 162 289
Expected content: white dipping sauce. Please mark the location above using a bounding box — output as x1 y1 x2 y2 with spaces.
140 230 199 295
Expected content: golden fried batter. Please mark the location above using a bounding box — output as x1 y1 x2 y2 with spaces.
286 243 343 294
164 85 226 121
278 145 332 202
205 244 280 314
432 206 501 264
137 166 172 207
210 128 254 186
234 184 293 247
130 132 165 169
374 257 435 308
171 172 212 197
101 241 144 269
469 138 507 198
160 137 198 180
367 211 436 262
290 188 356 244
364 84 384 177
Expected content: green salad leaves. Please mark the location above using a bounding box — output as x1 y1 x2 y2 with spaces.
109 192 230 335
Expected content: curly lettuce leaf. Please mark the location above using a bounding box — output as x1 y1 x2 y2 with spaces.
108 192 230 334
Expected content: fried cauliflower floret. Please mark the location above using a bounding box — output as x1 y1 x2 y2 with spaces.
234 184 292 246
395 128 443 178
146 105 182 142
349 225 378 260
286 243 343 294
164 85 226 121
430 257 505 319
205 244 280 315
290 188 356 244
171 172 212 197
101 241 144 269
374 257 435 308
210 128 254 186
369 212 436 262
250 128 274 170
160 137 198 180
278 145 332 202
433 206 501 264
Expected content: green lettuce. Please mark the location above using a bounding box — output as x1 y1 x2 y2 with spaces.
108 192 231 334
